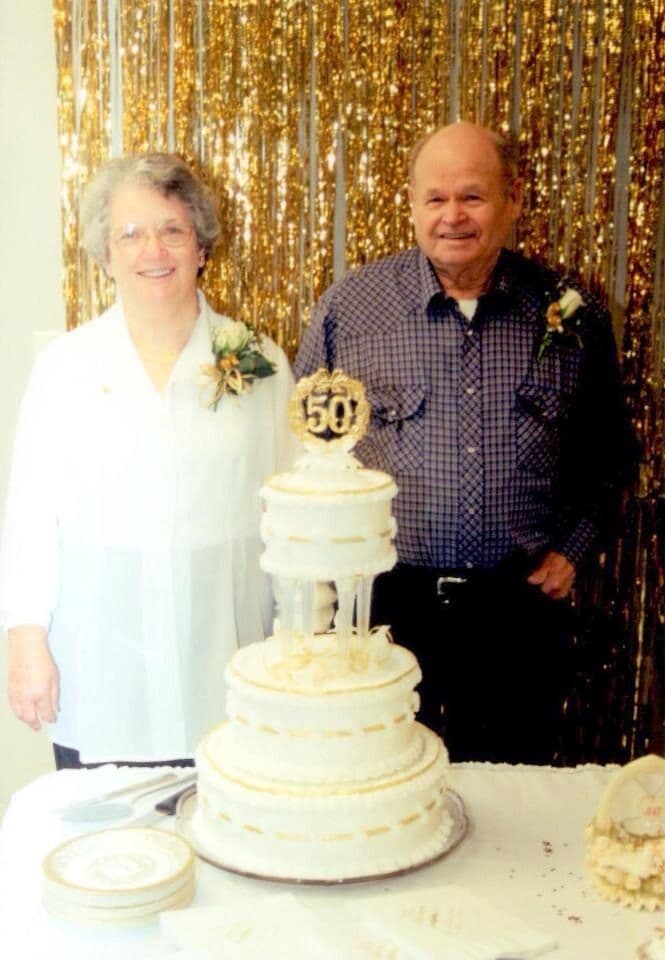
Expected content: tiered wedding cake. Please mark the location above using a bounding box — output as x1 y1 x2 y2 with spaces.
193 370 453 881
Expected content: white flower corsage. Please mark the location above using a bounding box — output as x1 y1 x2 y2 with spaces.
537 287 584 361
202 319 276 409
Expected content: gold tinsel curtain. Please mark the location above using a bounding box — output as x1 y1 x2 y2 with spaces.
53 0 664 763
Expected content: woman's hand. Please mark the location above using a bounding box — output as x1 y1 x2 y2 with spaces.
7 626 60 731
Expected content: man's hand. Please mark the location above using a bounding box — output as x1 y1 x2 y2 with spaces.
526 551 576 599
8 626 59 731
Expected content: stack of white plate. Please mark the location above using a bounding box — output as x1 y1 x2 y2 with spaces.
42 826 195 925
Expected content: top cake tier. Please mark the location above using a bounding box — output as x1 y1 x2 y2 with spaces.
260 368 398 582
259 448 397 581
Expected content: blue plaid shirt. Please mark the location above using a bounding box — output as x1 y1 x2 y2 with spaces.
294 247 630 570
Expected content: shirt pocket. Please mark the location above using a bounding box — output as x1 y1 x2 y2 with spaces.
355 383 427 473
515 382 564 477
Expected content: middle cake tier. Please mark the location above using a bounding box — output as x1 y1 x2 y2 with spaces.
224 633 423 783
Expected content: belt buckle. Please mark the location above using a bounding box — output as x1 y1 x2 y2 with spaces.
436 575 468 606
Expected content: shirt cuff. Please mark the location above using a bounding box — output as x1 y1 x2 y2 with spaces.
0 603 52 633
553 517 598 567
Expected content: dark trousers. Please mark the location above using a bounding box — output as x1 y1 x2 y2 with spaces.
371 560 575 765
53 743 195 771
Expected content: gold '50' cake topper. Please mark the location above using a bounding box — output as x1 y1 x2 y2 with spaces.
289 368 370 449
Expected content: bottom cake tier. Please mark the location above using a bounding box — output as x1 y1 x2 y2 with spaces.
193 723 451 881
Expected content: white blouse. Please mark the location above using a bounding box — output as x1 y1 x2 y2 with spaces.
0 294 298 761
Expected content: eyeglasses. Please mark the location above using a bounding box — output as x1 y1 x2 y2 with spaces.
110 221 195 249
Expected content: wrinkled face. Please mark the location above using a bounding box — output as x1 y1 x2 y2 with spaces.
409 127 522 289
105 184 203 312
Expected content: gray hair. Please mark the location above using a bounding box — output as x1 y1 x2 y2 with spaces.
81 153 220 265
408 124 521 189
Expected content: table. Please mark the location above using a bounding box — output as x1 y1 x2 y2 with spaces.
0 763 661 959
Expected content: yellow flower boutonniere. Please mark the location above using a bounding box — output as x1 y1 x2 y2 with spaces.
202 319 277 409
537 287 584 361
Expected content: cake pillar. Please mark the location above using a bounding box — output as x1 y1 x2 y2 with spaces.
356 574 374 639
335 576 355 654
298 579 316 638
275 576 296 661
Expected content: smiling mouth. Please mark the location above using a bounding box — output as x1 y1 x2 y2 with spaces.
440 232 476 240
138 268 174 278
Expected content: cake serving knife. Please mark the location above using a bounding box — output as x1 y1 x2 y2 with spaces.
59 773 196 822
120 782 196 828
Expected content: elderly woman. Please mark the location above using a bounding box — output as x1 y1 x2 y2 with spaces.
0 154 297 768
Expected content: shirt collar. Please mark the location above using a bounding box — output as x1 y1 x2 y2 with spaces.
169 290 215 382
417 247 517 314
486 248 518 300
417 249 446 312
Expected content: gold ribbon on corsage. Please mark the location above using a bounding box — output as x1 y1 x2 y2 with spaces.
202 319 276 409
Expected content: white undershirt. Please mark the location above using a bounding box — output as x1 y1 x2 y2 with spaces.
456 298 479 321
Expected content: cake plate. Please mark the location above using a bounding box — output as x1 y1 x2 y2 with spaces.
175 786 469 886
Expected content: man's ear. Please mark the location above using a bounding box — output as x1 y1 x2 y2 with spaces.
509 177 523 219
407 183 416 223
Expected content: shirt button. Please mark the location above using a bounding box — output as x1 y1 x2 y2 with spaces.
466 445 477 454
467 505 476 514
465 386 476 395
465 561 474 569
387 408 397 420
465 328 474 337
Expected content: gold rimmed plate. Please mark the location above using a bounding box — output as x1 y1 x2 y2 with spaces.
43 827 194 905
175 786 468 886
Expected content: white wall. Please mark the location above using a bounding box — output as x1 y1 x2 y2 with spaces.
0 1 65 809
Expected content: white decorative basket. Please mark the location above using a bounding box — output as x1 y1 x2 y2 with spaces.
585 753 665 910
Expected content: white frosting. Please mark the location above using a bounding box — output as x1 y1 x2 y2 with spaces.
221 634 422 783
195 633 453 880
194 422 453 881
638 934 665 960
585 824 665 909
194 725 451 881
259 449 397 580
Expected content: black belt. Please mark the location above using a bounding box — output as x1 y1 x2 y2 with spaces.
434 572 500 606
390 552 535 603
435 573 472 593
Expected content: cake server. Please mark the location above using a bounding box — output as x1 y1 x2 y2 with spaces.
120 783 196 828
57 770 180 812
58 772 196 822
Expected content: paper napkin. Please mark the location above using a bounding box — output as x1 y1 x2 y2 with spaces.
160 885 557 960
347 885 558 960
159 893 342 960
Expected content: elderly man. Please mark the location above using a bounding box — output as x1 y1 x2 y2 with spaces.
294 121 634 764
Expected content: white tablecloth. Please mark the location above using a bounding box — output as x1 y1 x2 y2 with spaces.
0 763 661 959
